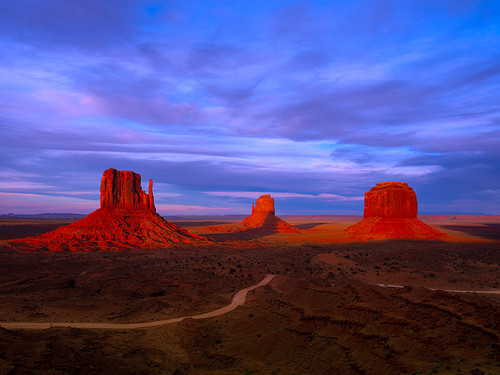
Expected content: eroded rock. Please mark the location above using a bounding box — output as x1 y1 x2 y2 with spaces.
100 168 155 211
10 169 203 251
364 182 417 219
209 194 298 234
346 182 445 240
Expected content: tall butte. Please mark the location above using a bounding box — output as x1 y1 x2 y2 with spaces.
10 168 203 251
209 194 298 233
100 168 156 211
345 182 446 240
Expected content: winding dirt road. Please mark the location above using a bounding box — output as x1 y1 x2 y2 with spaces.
3 274 496 331
0 274 276 331
372 283 500 294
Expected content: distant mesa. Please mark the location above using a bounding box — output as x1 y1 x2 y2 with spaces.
242 194 299 233
9 168 203 251
345 182 446 240
208 194 299 234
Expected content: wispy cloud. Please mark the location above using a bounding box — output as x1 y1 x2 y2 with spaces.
0 192 43 197
156 204 226 215
205 191 363 201
0 181 53 190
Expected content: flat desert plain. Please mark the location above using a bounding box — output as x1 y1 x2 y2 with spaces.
0 215 499 375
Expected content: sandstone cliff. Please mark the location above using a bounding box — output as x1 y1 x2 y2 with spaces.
363 182 417 219
100 168 156 211
346 182 445 240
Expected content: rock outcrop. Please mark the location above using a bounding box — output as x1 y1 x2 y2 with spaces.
363 182 417 219
250 194 275 215
208 194 299 234
100 168 156 211
345 182 445 240
10 169 203 251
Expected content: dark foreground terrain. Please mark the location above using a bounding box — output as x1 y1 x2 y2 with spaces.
0 217 499 374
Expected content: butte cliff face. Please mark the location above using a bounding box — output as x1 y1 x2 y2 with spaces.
363 182 417 219
10 169 203 251
346 182 445 240
100 168 156 211
209 194 299 234
250 194 275 216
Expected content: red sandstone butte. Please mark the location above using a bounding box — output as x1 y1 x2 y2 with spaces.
209 194 299 234
100 168 156 211
10 168 203 251
345 182 446 240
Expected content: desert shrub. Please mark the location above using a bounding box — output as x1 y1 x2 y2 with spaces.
150 290 165 297
64 278 76 289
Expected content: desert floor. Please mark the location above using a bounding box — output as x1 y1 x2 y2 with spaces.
0 216 499 375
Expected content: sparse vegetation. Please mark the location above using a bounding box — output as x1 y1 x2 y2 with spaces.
0 217 499 374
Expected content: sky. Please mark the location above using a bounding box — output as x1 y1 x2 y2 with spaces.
1 0 499 216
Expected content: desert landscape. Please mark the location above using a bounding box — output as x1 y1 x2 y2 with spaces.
0 170 499 375
0 216 499 374
2 1 500 374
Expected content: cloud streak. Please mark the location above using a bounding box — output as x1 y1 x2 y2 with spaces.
205 191 363 201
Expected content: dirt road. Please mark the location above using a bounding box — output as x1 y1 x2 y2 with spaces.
372 283 500 294
0 274 276 330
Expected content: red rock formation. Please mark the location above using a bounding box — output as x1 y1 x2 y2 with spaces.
10 169 203 251
208 194 299 234
346 182 445 240
363 182 417 219
100 168 156 211
251 194 275 216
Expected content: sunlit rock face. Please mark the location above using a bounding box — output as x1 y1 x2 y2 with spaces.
209 194 299 234
10 169 203 251
242 194 298 232
346 182 445 240
251 194 275 216
100 168 155 211
364 182 418 219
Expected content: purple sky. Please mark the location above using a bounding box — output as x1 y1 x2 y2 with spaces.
1 1 499 215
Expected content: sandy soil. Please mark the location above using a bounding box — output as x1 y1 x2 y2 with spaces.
0 215 499 374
